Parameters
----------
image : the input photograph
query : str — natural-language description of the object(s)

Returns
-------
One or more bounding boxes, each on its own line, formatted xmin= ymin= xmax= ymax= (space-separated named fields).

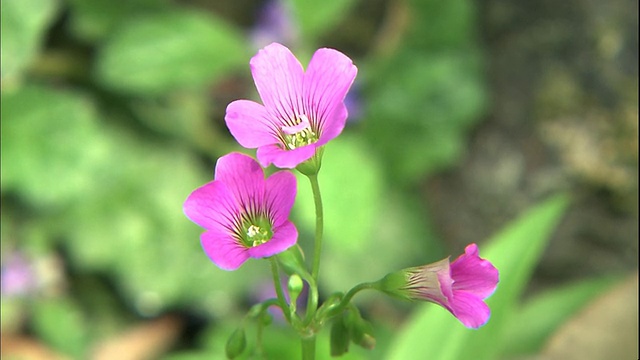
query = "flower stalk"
xmin=269 ymin=258 xmax=291 ymax=324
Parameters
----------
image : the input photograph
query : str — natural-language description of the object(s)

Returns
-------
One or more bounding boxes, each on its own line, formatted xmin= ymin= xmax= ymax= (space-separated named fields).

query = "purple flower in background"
xmin=344 ymin=81 xmax=363 ymax=124
xmin=379 ymin=243 xmax=499 ymax=328
xmin=251 ymin=0 xmax=299 ymax=50
xmin=183 ymin=153 xmax=298 ymax=270
xmin=1 ymin=252 xmax=36 ymax=296
xmin=225 ymin=43 xmax=358 ymax=169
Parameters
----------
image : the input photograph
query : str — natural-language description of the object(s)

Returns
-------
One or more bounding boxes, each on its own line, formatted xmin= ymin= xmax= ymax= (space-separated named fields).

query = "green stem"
xmin=313 ymin=282 xmax=376 ymax=323
xmin=301 ymin=271 xmax=319 ymax=326
xmin=303 ymin=174 xmax=323 ymax=326
xmin=308 ymin=174 xmax=324 ymax=283
xmin=340 ymin=282 xmax=377 ymax=307
xmin=301 ymin=336 xmax=316 ymax=360
xmin=269 ymin=258 xmax=291 ymax=323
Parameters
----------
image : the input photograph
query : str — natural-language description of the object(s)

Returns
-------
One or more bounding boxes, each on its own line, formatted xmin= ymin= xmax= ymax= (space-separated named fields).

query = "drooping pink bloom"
xmin=379 ymin=243 xmax=499 ymax=328
xmin=183 ymin=152 xmax=298 ymax=270
xmin=225 ymin=42 xmax=358 ymax=169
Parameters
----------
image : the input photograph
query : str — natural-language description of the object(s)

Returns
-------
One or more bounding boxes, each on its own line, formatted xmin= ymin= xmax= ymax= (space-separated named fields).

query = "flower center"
xmin=281 ymin=114 xmax=318 ymax=150
xmin=241 ymin=217 xmax=273 ymax=247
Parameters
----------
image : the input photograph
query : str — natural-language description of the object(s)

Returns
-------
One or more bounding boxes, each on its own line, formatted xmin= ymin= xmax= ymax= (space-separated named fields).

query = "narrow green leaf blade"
xmin=503 ymin=275 xmax=618 ymax=355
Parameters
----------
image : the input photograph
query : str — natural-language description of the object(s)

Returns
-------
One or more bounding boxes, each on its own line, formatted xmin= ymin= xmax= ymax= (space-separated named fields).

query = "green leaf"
xmin=61 ymin=136 xmax=252 ymax=314
xmin=364 ymin=52 xmax=486 ymax=184
xmin=405 ymin=0 xmax=478 ymax=49
xmin=1 ymin=0 xmax=59 ymax=80
xmin=386 ymin=194 xmax=571 ymax=360
xmin=67 ymin=0 xmax=170 ymax=43
xmin=95 ymin=10 xmax=246 ymax=95
xmin=503 ymin=275 xmax=618 ymax=356
xmin=1 ymin=85 xmax=109 ymax=207
xmin=287 ymin=0 xmax=357 ymax=41
xmin=31 ymin=297 xmax=88 ymax=358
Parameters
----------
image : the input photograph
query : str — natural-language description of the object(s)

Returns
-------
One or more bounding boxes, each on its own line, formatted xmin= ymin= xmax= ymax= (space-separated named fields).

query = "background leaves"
xmin=1 ymin=0 xmax=59 ymax=80
xmin=95 ymin=10 xmax=247 ymax=95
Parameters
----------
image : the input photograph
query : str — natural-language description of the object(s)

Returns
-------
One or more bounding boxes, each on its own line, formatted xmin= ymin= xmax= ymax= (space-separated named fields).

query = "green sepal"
xmin=276 ymin=245 xmax=307 ymax=276
xmin=377 ymin=270 xmax=412 ymax=301
xmin=225 ymin=327 xmax=247 ymax=359
xmin=330 ymin=315 xmax=351 ymax=356
xmin=296 ymin=147 xmax=324 ymax=176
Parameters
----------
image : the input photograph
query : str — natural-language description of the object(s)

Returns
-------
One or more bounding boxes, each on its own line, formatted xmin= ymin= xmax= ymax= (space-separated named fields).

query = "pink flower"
xmin=379 ymin=244 xmax=499 ymax=328
xmin=183 ymin=153 xmax=298 ymax=270
xmin=225 ymin=42 xmax=358 ymax=168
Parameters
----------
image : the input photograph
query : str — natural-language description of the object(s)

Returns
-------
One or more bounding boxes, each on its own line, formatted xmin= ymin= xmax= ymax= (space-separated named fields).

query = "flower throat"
xmin=281 ymin=114 xmax=318 ymax=150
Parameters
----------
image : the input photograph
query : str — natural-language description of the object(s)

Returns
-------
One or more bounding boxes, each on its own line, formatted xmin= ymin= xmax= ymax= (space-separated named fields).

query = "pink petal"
xmin=264 ymin=170 xmax=297 ymax=226
xmin=303 ymin=48 xmax=357 ymax=139
xmin=247 ymin=220 xmax=297 ymax=258
xmin=315 ymin=103 xmax=347 ymax=147
xmin=256 ymin=143 xmax=316 ymax=168
xmin=226 ymin=100 xmax=279 ymax=148
xmin=183 ymin=181 xmax=240 ymax=232
xmin=448 ymin=291 xmax=491 ymax=329
xmin=436 ymin=264 xmax=455 ymax=304
xmin=450 ymin=244 xmax=499 ymax=299
xmin=214 ymin=153 xmax=266 ymax=212
xmin=250 ymin=43 xmax=304 ymax=123
xmin=200 ymin=229 xmax=250 ymax=271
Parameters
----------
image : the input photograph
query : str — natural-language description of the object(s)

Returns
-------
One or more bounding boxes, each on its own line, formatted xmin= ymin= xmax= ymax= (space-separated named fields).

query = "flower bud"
xmin=346 ymin=310 xmax=376 ymax=350
xmin=330 ymin=315 xmax=350 ymax=356
xmin=287 ymin=274 xmax=304 ymax=306
xmin=225 ymin=328 xmax=246 ymax=359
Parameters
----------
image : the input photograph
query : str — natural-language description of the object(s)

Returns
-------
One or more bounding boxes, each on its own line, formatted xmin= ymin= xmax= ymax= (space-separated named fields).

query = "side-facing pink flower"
xmin=183 ymin=152 xmax=298 ymax=270
xmin=225 ymin=42 xmax=358 ymax=168
xmin=378 ymin=243 xmax=499 ymax=328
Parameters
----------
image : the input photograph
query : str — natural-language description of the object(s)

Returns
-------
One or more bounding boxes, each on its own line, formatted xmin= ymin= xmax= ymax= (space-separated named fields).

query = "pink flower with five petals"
xmin=183 ymin=153 xmax=298 ymax=270
xmin=225 ymin=42 xmax=358 ymax=168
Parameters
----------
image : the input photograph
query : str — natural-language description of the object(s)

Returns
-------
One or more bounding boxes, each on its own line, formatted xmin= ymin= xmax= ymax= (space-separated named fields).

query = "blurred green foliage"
xmin=0 ymin=0 xmax=617 ymax=359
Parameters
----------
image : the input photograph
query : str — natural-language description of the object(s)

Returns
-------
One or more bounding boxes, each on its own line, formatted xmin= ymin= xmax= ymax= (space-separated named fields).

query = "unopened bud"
xmin=330 ymin=315 xmax=350 ymax=356
xmin=287 ymin=274 xmax=304 ymax=306
xmin=346 ymin=311 xmax=376 ymax=350
xmin=225 ymin=328 xmax=246 ymax=359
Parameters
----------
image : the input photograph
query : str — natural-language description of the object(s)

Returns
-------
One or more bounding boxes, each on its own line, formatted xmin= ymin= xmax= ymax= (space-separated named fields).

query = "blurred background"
xmin=1 ymin=0 xmax=637 ymax=359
